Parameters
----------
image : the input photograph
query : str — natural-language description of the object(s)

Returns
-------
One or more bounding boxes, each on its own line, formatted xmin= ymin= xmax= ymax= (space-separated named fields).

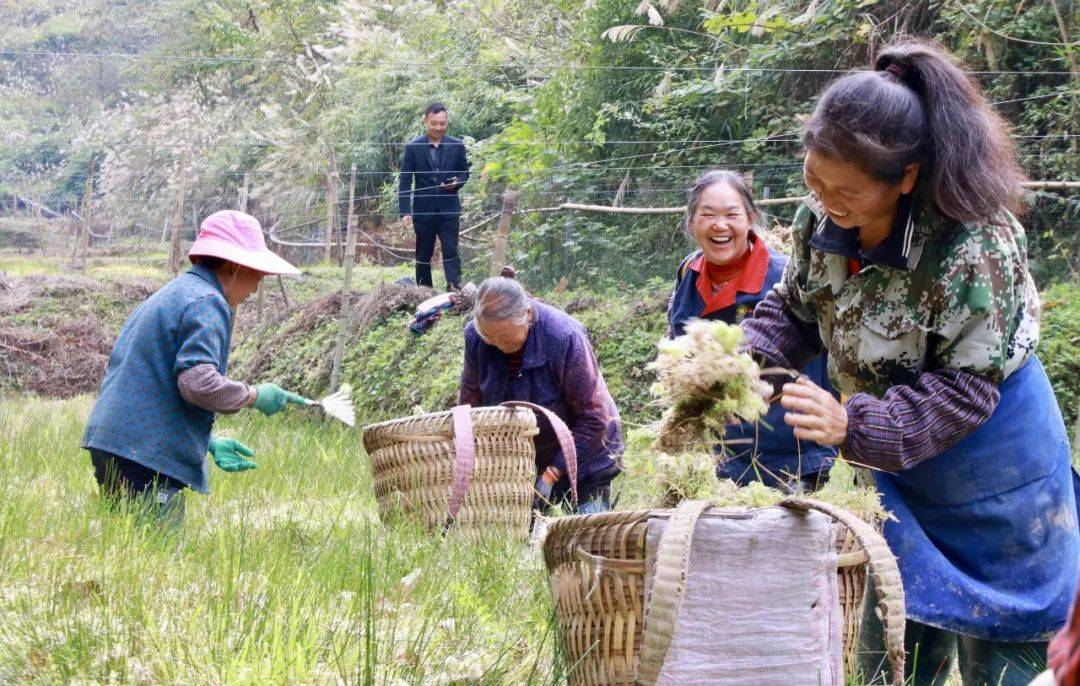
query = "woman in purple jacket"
xmin=459 ymin=277 xmax=623 ymax=514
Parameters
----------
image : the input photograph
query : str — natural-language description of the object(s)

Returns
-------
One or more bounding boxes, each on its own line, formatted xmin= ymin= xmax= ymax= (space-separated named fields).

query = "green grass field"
xmin=0 ymin=397 xmax=562 ymax=685
xmin=2 ymin=248 xmax=1068 ymax=684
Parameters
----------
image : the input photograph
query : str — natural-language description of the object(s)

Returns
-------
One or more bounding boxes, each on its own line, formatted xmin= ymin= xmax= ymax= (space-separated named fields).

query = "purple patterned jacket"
xmin=460 ymin=301 xmax=623 ymax=479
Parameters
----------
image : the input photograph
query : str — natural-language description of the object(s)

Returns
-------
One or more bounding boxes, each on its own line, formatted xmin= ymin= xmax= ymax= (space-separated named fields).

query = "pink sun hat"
xmin=188 ymin=210 xmax=299 ymax=276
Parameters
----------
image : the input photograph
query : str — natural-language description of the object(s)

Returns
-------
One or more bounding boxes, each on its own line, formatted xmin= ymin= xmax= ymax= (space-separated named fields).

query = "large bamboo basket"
xmin=542 ymin=498 xmax=906 ymax=685
xmin=363 ymin=402 xmax=579 ymax=536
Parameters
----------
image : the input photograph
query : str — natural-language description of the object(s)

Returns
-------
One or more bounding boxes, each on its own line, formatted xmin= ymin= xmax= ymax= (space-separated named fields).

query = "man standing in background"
xmin=398 ymin=102 xmax=470 ymax=290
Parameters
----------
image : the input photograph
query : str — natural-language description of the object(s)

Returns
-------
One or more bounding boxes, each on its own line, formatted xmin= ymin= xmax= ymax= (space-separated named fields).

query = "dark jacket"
xmin=459 ymin=301 xmax=622 ymax=481
xmin=668 ymin=245 xmax=838 ymax=487
xmin=397 ymin=134 xmax=470 ymax=218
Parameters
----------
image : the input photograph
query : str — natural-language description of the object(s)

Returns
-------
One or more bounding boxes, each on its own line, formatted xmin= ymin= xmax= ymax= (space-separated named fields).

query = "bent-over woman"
xmin=459 ymin=277 xmax=623 ymax=513
xmin=83 ymin=211 xmax=308 ymax=525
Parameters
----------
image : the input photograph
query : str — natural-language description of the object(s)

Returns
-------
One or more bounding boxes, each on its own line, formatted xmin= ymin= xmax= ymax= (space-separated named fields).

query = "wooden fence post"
xmin=239 ymin=170 xmax=250 ymax=213
xmin=330 ymin=165 xmax=359 ymax=392
xmin=33 ymin=202 xmax=45 ymax=255
xmin=490 ymin=189 xmax=517 ymax=277
xmin=324 ymin=150 xmax=338 ymax=264
xmin=169 ymin=153 xmax=188 ymax=275
xmin=71 ymin=157 xmax=94 ymax=270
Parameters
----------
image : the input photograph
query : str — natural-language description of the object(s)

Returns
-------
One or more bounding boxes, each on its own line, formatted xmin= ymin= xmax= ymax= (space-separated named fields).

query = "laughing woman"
xmin=667 ymin=169 xmax=838 ymax=491
xmin=740 ymin=38 xmax=1080 ymax=685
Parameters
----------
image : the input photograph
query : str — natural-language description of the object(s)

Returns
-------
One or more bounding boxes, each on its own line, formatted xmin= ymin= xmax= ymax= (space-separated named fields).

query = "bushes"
xmin=1040 ymin=282 xmax=1080 ymax=442
xmin=230 ymin=283 xmax=672 ymax=427
xmin=231 ymin=275 xmax=1080 ymax=446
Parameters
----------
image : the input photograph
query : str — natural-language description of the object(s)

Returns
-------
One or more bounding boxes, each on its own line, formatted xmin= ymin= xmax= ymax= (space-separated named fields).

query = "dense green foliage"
xmin=1041 ymin=281 xmax=1080 ymax=440
xmin=230 ymin=282 xmax=670 ymax=425
xmin=2 ymin=0 xmax=1077 ymax=288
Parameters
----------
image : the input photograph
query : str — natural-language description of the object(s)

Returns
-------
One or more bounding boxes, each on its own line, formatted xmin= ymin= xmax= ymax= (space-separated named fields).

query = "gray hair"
xmin=683 ymin=169 xmax=762 ymax=236
xmin=473 ymin=277 xmax=530 ymax=326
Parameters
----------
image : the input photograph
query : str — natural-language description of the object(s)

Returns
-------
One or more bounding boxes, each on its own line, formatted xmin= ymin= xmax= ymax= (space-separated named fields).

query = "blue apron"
xmin=874 ymin=357 xmax=1080 ymax=641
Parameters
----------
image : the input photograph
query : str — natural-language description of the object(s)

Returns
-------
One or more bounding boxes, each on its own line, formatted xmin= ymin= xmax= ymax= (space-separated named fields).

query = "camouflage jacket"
xmin=773 ymin=196 xmax=1040 ymax=397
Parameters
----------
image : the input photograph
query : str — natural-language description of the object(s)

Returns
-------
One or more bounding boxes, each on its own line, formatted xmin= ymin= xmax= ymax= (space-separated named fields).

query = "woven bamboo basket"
xmin=363 ymin=402 xmax=579 ymax=536
xmin=542 ymin=498 xmax=906 ymax=685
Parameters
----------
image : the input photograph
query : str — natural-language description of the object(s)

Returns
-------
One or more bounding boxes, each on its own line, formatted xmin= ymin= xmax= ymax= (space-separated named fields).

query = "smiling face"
xmin=689 ymin=181 xmax=754 ymax=266
xmin=802 ymin=149 xmax=919 ymax=235
xmin=424 ymin=110 xmax=448 ymax=142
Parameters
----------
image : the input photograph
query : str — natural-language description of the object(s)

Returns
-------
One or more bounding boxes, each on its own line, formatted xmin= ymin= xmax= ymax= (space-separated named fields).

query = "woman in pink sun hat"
xmin=82 ymin=210 xmax=306 ymax=526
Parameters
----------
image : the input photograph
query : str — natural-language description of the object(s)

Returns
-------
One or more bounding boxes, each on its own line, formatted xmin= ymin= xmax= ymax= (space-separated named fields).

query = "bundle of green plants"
xmin=648 ymin=319 xmax=771 ymax=452
xmin=622 ymin=428 xmax=888 ymax=521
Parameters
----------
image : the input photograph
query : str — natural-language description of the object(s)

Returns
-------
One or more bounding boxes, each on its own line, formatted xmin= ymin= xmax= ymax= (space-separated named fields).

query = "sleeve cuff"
xmin=841 ymin=393 xmax=904 ymax=471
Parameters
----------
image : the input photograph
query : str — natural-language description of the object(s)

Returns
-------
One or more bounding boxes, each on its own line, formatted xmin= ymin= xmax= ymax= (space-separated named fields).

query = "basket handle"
xmin=634 ymin=499 xmax=907 ymax=686
xmin=443 ymin=404 xmax=476 ymax=529
xmin=779 ymin=497 xmax=906 ymax=686
xmin=501 ymin=401 xmax=579 ymax=509
xmin=635 ymin=499 xmax=712 ymax=686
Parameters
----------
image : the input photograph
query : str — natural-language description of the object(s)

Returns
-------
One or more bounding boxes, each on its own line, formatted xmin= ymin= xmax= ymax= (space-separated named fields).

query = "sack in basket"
xmin=641 ymin=504 xmax=842 ymax=685
xmin=362 ymin=401 xmax=579 ymax=535
xmin=542 ymin=498 xmax=906 ymax=686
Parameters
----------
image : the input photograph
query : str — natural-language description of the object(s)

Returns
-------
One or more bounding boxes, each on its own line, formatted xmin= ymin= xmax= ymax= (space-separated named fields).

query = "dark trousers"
xmin=858 ymin=589 xmax=1049 ymax=685
xmin=414 ymin=213 xmax=461 ymax=289
xmin=89 ymin=449 xmax=186 ymax=527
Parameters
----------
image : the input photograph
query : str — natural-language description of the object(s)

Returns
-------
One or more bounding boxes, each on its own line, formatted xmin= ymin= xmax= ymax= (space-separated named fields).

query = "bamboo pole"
xmin=330 ymin=166 xmax=359 ymax=392
xmin=169 ymin=153 xmax=188 ymax=275
xmin=490 ymin=190 xmax=518 ymax=277
xmin=324 ymin=150 xmax=338 ymax=264
xmin=33 ymin=202 xmax=44 ymax=255
xmin=239 ymin=170 xmax=250 ymax=213
xmin=1023 ymin=181 xmax=1080 ymax=190
xmin=71 ymin=158 xmax=94 ymax=269
xmin=559 ymin=182 xmax=1078 ymax=216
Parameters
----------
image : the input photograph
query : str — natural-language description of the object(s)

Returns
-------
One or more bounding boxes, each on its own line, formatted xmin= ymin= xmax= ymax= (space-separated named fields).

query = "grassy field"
xmin=0 ymin=397 xmax=561 ymax=685
xmin=2 ymin=247 xmax=1072 ymax=684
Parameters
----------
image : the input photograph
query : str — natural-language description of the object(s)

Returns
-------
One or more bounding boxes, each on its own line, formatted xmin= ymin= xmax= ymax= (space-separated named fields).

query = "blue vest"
xmin=82 ymin=264 xmax=233 ymax=492
xmin=667 ymin=247 xmax=838 ymax=487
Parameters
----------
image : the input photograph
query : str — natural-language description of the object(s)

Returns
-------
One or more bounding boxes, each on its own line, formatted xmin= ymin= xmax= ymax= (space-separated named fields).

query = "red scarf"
xmin=693 ymin=239 xmax=769 ymax=316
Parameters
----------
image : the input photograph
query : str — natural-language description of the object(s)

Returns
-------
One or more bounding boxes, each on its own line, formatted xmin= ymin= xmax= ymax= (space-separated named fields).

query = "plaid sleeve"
xmin=177 ymin=364 xmax=251 ymax=414
xmin=842 ymin=369 xmax=1000 ymax=471
xmin=740 ymin=203 xmax=826 ymax=373
xmin=741 ymin=288 xmax=825 ymax=373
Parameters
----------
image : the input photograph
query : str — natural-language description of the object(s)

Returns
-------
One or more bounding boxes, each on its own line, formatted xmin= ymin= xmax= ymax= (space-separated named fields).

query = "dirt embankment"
xmin=0 ymin=274 xmax=157 ymax=397
xmin=0 ymin=271 xmax=433 ymax=399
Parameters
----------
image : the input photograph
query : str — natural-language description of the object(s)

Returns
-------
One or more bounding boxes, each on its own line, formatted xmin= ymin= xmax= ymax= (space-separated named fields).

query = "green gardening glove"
xmin=252 ymin=382 xmax=306 ymax=416
xmin=208 ymin=437 xmax=257 ymax=472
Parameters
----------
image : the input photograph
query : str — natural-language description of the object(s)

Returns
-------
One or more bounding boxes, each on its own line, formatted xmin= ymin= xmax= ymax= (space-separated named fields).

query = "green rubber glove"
xmin=252 ymin=383 xmax=306 ymax=416
xmin=208 ymin=437 xmax=257 ymax=472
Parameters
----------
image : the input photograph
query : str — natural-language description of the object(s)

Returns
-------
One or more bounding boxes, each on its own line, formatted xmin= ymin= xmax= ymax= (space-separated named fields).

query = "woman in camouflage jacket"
xmin=741 ymin=38 xmax=1080 ymax=685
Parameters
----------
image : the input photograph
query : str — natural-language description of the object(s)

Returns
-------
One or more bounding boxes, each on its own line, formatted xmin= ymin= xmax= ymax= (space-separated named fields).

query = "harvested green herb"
xmin=648 ymin=319 xmax=771 ymax=452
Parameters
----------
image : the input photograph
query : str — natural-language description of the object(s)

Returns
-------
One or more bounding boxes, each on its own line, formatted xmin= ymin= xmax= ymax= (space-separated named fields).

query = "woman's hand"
xmin=780 ymin=377 xmax=848 ymax=446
